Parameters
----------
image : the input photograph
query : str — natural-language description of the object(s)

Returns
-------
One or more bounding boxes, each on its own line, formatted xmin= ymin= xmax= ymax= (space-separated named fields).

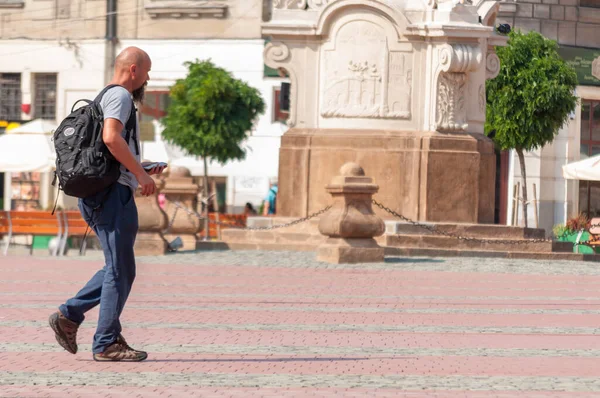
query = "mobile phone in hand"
xmin=143 ymin=162 xmax=168 ymax=171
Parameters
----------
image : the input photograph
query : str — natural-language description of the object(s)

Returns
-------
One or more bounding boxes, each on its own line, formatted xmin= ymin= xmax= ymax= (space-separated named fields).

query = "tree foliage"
xmin=485 ymin=30 xmax=578 ymax=227
xmin=486 ymin=30 xmax=578 ymax=151
xmin=162 ymin=59 xmax=266 ymax=163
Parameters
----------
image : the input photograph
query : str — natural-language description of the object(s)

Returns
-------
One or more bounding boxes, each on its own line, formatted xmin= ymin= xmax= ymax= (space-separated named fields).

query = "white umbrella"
xmin=0 ymin=134 xmax=56 ymax=172
xmin=6 ymin=119 xmax=57 ymax=135
xmin=562 ymin=155 xmax=600 ymax=181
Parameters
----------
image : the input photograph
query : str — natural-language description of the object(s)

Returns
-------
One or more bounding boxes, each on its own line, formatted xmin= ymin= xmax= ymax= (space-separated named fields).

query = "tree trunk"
xmin=516 ymin=149 xmax=529 ymax=228
xmin=203 ymin=156 xmax=209 ymax=241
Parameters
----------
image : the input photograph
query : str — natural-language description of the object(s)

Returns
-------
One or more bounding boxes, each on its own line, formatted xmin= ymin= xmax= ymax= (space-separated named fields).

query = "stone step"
xmin=384 ymin=246 xmax=600 ymax=263
xmin=384 ymin=221 xmax=546 ymax=239
xmin=221 ymin=229 xmax=326 ymax=247
xmin=245 ymin=216 xmax=321 ymax=234
xmin=383 ymin=234 xmax=554 ymax=253
xmin=245 ymin=217 xmax=548 ymax=240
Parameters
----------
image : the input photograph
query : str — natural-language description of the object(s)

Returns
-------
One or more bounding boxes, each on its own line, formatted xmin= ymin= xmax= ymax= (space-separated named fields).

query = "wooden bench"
xmin=0 ymin=210 xmax=63 ymax=256
xmin=208 ymin=213 xmax=247 ymax=239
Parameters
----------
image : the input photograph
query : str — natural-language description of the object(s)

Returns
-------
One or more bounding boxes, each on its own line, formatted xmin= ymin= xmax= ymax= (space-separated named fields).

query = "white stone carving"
xmin=321 ymin=20 xmax=412 ymax=119
xmin=273 ymin=0 xmax=307 ymax=9
xmin=436 ymin=72 xmax=468 ymax=132
xmin=486 ymin=52 xmax=500 ymax=80
xmin=439 ymin=43 xmax=482 ymax=74
xmin=592 ymin=56 xmax=600 ymax=81
xmin=434 ymin=44 xmax=483 ymax=132
xmin=264 ymin=42 xmax=297 ymax=127
xmin=307 ymin=0 xmax=329 ymax=9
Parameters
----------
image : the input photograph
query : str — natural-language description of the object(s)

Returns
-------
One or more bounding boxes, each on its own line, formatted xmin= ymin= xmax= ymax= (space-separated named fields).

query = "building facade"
xmin=0 ymin=0 xmax=286 ymax=213
xmin=495 ymin=0 xmax=600 ymax=232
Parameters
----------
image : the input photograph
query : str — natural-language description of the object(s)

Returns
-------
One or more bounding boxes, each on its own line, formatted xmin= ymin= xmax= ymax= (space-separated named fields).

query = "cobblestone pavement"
xmin=2 ymin=250 xmax=600 ymax=397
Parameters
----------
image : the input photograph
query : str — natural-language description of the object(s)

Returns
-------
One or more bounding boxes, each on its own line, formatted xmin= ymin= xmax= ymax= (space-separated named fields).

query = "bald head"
xmin=115 ymin=46 xmax=150 ymax=72
xmin=111 ymin=46 xmax=151 ymax=103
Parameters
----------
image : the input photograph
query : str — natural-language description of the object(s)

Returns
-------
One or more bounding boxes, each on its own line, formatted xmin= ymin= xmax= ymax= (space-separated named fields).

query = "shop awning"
xmin=0 ymin=133 xmax=56 ymax=172
xmin=562 ymin=155 xmax=600 ymax=181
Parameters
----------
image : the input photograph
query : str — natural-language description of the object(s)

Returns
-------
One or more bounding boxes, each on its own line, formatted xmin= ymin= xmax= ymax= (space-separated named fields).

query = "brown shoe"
xmin=48 ymin=311 xmax=79 ymax=354
xmin=93 ymin=335 xmax=148 ymax=362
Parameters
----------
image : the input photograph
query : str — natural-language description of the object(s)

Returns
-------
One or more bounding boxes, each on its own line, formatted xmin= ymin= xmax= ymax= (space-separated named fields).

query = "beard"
xmin=132 ymin=81 xmax=147 ymax=104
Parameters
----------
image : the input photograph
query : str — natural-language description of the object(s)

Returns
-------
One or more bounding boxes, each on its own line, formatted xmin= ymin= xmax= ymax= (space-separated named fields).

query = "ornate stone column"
xmin=161 ymin=167 xmax=202 ymax=250
xmin=134 ymin=176 xmax=169 ymax=256
xmin=318 ymin=162 xmax=385 ymax=263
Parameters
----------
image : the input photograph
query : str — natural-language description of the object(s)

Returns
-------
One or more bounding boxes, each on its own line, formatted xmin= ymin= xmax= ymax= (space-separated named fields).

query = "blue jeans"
xmin=59 ymin=183 xmax=138 ymax=354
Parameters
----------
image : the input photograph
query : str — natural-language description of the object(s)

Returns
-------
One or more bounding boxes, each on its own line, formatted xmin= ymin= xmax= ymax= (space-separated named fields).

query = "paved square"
xmin=1 ymin=250 xmax=600 ymax=397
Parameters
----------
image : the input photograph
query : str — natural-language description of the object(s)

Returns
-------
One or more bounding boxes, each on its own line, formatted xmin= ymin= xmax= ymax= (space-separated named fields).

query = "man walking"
xmin=48 ymin=46 xmax=164 ymax=362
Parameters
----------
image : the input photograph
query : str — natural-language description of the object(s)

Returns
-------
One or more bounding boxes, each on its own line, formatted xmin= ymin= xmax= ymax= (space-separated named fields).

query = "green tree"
xmin=162 ymin=59 xmax=265 ymax=235
xmin=486 ymin=30 xmax=578 ymax=227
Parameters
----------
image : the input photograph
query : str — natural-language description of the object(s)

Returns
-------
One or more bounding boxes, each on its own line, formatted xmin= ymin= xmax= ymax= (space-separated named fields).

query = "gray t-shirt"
xmin=99 ymin=86 xmax=140 ymax=191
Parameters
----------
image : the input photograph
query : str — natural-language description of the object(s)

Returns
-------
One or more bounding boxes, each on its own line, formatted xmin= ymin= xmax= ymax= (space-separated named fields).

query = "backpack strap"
xmin=93 ymin=84 xmax=122 ymax=103
xmin=123 ymin=102 xmax=139 ymax=156
xmin=98 ymin=84 xmax=140 ymax=156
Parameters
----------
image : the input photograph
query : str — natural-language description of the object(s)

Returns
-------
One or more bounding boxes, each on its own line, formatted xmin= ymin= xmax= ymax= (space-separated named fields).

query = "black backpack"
xmin=52 ymin=84 xmax=138 ymax=201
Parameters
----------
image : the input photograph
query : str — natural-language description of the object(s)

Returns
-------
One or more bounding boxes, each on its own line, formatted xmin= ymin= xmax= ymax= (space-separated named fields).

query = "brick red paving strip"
xmin=1 ymin=252 xmax=600 ymax=396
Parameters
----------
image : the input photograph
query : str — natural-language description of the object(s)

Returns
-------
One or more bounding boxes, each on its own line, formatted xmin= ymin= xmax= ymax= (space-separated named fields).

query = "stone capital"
xmin=438 ymin=43 xmax=483 ymax=74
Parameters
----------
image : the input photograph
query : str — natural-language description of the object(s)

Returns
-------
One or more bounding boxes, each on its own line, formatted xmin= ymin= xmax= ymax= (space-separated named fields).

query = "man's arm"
xmin=102 ymin=119 xmax=156 ymax=196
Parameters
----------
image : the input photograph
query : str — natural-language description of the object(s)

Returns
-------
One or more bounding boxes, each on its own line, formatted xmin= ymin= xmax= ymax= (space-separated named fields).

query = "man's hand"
xmin=136 ymin=171 xmax=156 ymax=196
xmin=141 ymin=161 xmax=167 ymax=176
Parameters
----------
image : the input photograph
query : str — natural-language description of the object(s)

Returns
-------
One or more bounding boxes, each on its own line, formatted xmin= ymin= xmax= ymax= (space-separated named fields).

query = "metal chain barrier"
xmin=167 ymin=199 xmax=332 ymax=231
xmin=161 ymin=197 xmax=599 ymax=247
xmin=372 ymin=199 xmax=558 ymax=245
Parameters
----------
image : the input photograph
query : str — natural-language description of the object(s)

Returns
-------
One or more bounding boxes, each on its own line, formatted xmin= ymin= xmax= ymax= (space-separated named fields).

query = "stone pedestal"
xmin=161 ymin=167 xmax=201 ymax=250
xmin=278 ymin=129 xmax=496 ymax=224
xmin=264 ymin=0 xmax=507 ymax=224
xmin=134 ymin=177 xmax=169 ymax=256
xmin=317 ymin=162 xmax=385 ymax=263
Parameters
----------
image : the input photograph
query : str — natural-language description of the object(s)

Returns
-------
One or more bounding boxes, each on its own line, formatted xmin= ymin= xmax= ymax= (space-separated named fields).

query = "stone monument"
xmin=318 ymin=162 xmax=386 ymax=263
xmin=264 ymin=0 xmax=506 ymax=224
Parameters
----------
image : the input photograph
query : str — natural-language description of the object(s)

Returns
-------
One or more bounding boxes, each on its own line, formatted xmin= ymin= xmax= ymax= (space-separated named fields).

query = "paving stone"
xmin=1 ymin=251 xmax=600 ymax=395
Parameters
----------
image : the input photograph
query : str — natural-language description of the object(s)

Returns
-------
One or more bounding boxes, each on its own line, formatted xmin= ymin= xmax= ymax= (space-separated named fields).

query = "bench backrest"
xmin=62 ymin=211 xmax=94 ymax=237
xmin=4 ymin=211 xmax=62 ymax=236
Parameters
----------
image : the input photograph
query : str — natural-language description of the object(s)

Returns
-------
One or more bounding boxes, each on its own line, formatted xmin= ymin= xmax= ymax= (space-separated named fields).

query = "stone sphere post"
xmin=161 ymin=166 xmax=202 ymax=250
xmin=317 ymin=162 xmax=386 ymax=264
xmin=134 ymin=176 xmax=169 ymax=256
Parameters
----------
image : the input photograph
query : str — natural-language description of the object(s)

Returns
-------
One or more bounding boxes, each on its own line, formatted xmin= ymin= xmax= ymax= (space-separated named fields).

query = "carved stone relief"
xmin=321 ymin=20 xmax=412 ymax=119
xmin=485 ymin=52 xmax=500 ymax=80
xmin=273 ymin=0 xmax=307 ymax=9
xmin=478 ymin=84 xmax=485 ymax=114
xmin=307 ymin=0 xmax=329 ymax=9
xmin=273 ymin=0 xmax=330 ymax=10
xmin=436 ymin=73 xmax=467 ymax=132
xmin=434 ymin=44 xmax=483 ymax=132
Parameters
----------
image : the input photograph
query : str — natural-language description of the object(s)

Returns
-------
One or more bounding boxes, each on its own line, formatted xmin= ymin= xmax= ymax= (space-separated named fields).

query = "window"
xmin=34 ymin=73 xmax=57 ymax=120
xmin=139 ymin=91 xmax=170 ymax=141
xmin=0 ymin=73 xmax=21 ymax=121
xmin=579 ymin=100 xmax=600 ymax=217
xmin=140 ymin=91 xmax=170 ymax=122
xmin=273 ymin=86 xmax=289 ymax=123
xmin=581 ymin=0 xmax=600 ymax=8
